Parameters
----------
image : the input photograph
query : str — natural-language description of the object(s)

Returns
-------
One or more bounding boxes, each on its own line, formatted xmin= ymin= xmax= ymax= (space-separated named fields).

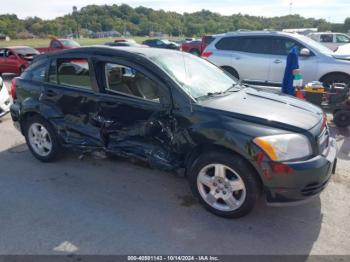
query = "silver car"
xmin=203 ymin=31 xmax=350 ymax=88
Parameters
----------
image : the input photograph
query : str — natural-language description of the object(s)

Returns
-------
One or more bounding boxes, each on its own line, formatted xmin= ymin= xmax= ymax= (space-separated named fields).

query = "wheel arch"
xmin=184 ymin=143 xmax=263 ymax=192
xmin=220 ymin=66 xmax=240 ymax=79
xmin=319 ymin=71 xmax=350 ymax=83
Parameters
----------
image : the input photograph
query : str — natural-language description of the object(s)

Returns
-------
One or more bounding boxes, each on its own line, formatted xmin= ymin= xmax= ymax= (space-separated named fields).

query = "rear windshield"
xmin=12 ymin=47 xmax=38 ymax=55
xmin=59 ymin=39 xmax=80 ymax=48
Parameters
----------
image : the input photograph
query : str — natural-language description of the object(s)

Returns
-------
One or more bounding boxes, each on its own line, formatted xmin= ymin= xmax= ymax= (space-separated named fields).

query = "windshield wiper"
xmin=224 ymin=84 xmax=243 ymax=93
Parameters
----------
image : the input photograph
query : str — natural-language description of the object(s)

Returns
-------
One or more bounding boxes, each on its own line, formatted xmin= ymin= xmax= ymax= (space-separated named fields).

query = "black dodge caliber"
xmin=10 ymin=46 xmax=337 ymax=218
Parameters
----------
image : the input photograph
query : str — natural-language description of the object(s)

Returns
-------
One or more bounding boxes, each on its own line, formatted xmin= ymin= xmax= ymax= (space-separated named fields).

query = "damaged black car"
xmin=10 ymin=46 xmax=337 ymax=218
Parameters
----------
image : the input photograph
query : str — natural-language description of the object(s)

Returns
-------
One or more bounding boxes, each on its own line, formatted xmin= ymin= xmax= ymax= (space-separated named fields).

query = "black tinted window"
xmin=215 ymin=37 xmax=241 ymax=51
xmin=203 ymin=36 xmax=215 ymax=45
xmin=55 ymin=59 xmax=92 ymax=90
xmin=271 ymin=37 xmax=305 ymax=55
xmin=52 ymin=41 xmax=61 ymax=49
xmin=216 ymin=36 xmax=273 ymax=54
xmin=239 ymin=37 xmax=273 ymax=54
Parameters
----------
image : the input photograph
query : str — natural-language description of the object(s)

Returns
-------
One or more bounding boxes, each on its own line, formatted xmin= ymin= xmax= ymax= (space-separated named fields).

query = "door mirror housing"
xmin=300 ymin=48 xmax=311 ymax=57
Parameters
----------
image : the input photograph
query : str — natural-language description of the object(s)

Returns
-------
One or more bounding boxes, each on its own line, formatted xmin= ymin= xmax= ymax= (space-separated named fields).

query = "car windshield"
xmin=12 ymin=47 xmax=38 ymax=55
xmin=295 ymin=34 xmax=334 ymax=54
xmin=60 ymin=39 xmax=80 ymax=47
xmin=149 ymin=52 xmax=238 ymax=100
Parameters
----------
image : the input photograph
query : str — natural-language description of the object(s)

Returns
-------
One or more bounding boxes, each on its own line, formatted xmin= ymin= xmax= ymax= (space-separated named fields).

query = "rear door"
xmin=214 ymin=36 xmax=273 ymax=83
xmin=268 ymin=36 xmax=318 ymax=85
xmin=43 ymin=56 xmax=104 ymax=147
xmin=91 ymin=57 xmax=177 ymax=168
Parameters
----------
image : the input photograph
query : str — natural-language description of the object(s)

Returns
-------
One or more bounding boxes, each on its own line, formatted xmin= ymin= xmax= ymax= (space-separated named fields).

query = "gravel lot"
xmin=0 ymin=75 xmax=349 ymax=255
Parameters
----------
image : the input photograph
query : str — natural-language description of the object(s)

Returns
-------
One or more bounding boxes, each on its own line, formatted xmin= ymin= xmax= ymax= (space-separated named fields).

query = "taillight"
xmin=10 ymin=78 xmax=16 ymax=100
xmin=201 ymin=51 xmax=212 ymax=58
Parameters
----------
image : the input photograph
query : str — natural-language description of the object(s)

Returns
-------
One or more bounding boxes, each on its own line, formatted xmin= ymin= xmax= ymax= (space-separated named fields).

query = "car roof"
xmin=215 ymin=30 xmax=299 ymax=38
xmin=36 ymin=45 xmax=183 ymax=61
xmin=5 ymin=46 xmax=34 ymax=49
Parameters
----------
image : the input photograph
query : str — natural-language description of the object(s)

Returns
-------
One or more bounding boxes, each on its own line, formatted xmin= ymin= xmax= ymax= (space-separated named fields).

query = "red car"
xmin=36 ymin=38 xmax=80 ymax=54
xmin=181 ymin=35 xmax=216 ymax=56
xmin=0 ymin=46 xmax=39 ymax=75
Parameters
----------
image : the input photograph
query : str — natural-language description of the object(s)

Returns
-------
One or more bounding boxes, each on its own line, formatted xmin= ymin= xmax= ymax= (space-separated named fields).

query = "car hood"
xmin=200 ymin=88 xmax=323 ymax=130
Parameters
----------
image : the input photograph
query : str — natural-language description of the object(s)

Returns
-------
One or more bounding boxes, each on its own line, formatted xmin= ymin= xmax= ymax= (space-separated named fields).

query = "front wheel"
xmin=188 ymin=151 xmax=260 ymax=218
xmin=24 ymin=115 xmax=62 ymax=162
xmin=333 ymin=110 xmax=350 ymax=128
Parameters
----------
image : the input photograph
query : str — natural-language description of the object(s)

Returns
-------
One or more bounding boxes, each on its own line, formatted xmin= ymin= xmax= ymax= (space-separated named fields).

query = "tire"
xmin=188 ymin=151 xmax=260 ymax=218
xmin=189 ymin=49 xmax=200 ymax=56
xmin=24 ymin=115 xmax=62 ymax=162
xmin=321 ymin=73 xmax=350 ymax=88
xmin=333 ymin=110 xmax=350 ymax=128
xmin=221 ymin=66 xmax=239 ymax=80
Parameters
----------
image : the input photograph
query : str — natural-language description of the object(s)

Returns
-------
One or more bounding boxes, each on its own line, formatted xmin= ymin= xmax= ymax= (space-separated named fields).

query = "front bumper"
xmin=262 ymin=137 xmax=337 ymax=205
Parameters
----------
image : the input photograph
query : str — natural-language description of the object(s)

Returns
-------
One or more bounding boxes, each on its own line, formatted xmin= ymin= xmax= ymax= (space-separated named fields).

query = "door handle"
xmin=274 ymin=59 xmax=282 ymax=64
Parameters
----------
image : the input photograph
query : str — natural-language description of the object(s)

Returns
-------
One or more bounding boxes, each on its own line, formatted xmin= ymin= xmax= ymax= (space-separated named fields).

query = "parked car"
xmin=334 ymin=43 xmax=350 ymax=56
xmin=104 ymin=42 xmax=147 ymax=48
xmin=0 ymin=76 xmax=11 ymax=117
xmin=10 ymin=46 xmax=337 ymax=218
xmin=0 ymin=46 xmax=39 ymax=75
xmin=36 ymin=38 xmax=80 ymax=54
xmin=308 ymin=32 xmax=350 ymax=51
xmin=203 ymin=31 xmax=350 ymax=88
xmin=113 ymin=38 xmax=137 ymax=44
xmin=142 ymin=39 xmax=179 ymax=50
xmin=181 ymin=35 xmax=216 ymax=56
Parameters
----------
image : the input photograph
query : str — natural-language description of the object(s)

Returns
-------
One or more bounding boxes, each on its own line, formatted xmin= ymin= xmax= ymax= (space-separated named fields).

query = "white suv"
xmin=308 ymin=32 xmax=350 ymax=51
xmin=203 ymin=31 xmax=350 ymax=88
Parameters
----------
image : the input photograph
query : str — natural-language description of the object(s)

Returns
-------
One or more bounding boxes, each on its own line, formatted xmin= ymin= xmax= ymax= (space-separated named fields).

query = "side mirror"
xmin=300 ymin=48 xmax=311 ymax=57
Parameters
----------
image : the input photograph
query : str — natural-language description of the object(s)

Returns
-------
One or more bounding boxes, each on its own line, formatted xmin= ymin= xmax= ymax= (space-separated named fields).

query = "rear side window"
xmin=21 ymin=59 xmax=48 ymax=82
xmin=51 ymin=59 xmax=92 ymax=90
xmin=216 ymin=36 xmax=274 ymax=54
xmin=239 ymin=37 xmax=273 ymax=54
xmin=215 ymin=37 xmax=241 ymax=51
xmin=320 ymin=34 xmax=333 ymax=43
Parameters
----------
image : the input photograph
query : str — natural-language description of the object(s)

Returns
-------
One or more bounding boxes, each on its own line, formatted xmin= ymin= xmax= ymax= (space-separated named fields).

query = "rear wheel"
xmin=321 ymin=73 xmax=350 ymax=88
xmin=24 ymin=115 xmax=61 ymax=162
xmin=333 ymin=110 xmax=350 ymax=128
xmin=188 ymin=151 xmax=260 ymax=218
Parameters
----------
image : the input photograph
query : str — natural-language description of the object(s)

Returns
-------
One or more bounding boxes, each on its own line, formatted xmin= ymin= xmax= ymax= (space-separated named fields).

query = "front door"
xmin=268 ymin=37 xmax=318 ymax=85
xmin=92 ymin=59 xmax=177 ymax=169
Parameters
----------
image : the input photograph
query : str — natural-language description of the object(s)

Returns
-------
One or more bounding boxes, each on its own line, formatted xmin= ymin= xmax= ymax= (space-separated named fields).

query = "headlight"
xmin=253 ymin=134 xmax=312 ymax=161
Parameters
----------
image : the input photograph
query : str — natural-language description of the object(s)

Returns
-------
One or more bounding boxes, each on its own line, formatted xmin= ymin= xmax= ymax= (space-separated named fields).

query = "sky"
xmin=0 ymin=0 xmax=349 ymax=23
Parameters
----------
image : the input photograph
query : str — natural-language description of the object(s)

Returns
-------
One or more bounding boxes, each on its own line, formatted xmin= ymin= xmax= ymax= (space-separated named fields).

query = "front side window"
xmin=336 ymin=34 xmax=350 ymax=43
xmin=104 ymin=63 xmax=161 ymax=103
xmin=272 ymin=38 xmax=305 ymax=55
xmin=54 ymin=59 xmax=92 ymax=90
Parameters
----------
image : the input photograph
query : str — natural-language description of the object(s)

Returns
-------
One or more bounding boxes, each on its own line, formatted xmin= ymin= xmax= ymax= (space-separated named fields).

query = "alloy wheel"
xmin=28 ymin=123 xmax=52 ymax=157
xmin=197 ymin=163 xmax=246 ymax=212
